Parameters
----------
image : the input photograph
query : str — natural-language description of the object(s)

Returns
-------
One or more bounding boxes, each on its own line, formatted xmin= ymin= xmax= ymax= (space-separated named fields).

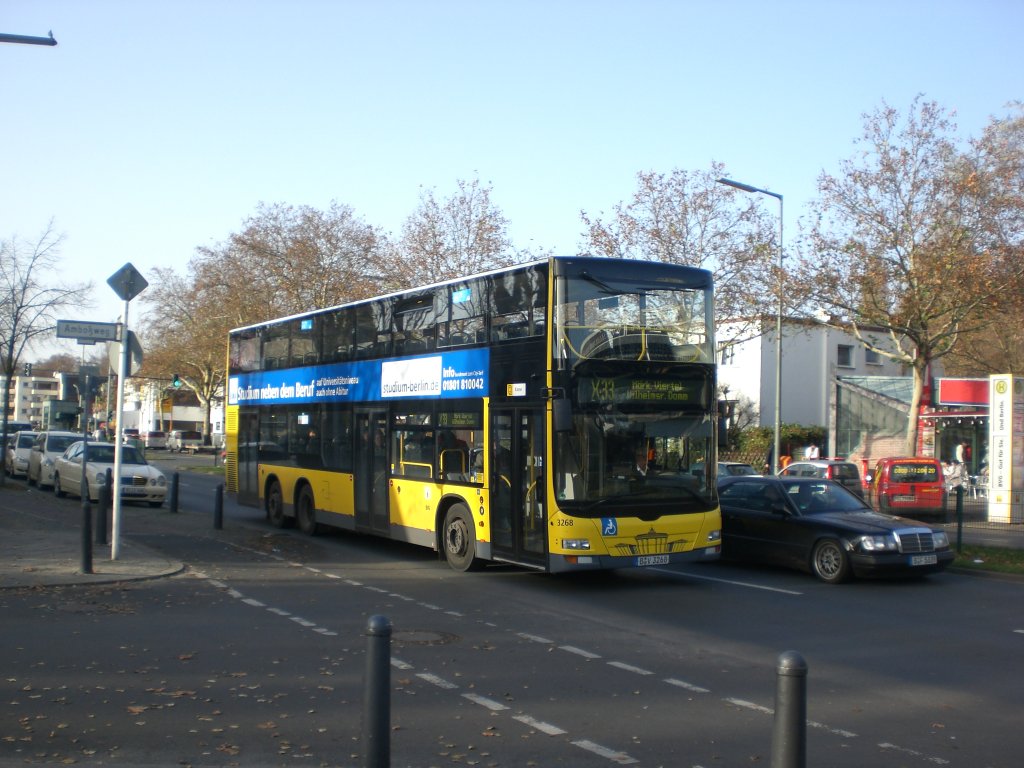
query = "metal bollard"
xmin=771 ymin=651 xmax=807 ymax=768
xmin=169 ymin=472 xmax=180 ymax=513
xmin=363 ymin=615 xmax=392 ymax=768
xmin=96 ymin=472 xmax=110 ymax=545
xmin=80 ymin=475 xmax=93 ymax=575
xmin=213 ymin=483 xmax=224 ymax=529
xmin=955 ymin=485 xmax=964 ymax=553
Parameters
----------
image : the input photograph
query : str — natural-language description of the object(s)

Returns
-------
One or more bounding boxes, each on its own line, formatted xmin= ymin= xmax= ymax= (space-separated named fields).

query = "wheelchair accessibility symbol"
xmin=601 ymin=518 xmax=617 ymax=536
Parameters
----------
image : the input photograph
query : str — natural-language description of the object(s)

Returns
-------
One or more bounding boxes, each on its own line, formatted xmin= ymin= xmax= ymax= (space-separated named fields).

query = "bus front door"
xmin=490 ymin=407 xmax=546 ymax=567
xmin=354 ymin=410 xmax=389 ymax=534
xmin=236 ymin=411 xmax=260 ymax=507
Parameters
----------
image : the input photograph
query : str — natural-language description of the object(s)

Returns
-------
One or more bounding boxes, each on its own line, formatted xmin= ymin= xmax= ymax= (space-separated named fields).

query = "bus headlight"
xmin=707 ymin=530 xmax=721 ymax=542
xmin=562 ymin=539 xmax=591 ymax=550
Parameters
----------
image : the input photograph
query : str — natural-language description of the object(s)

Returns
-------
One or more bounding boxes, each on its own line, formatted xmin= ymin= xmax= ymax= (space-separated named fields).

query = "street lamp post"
xmin=717 ymin=177 xmax=784 ymax=474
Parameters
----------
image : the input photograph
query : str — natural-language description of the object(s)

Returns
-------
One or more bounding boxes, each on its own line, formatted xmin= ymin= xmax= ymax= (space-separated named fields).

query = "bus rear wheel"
xmin=266 ymin=480 xmax=289 ymax=528
xmin=443 ymin=504 xmax=480 ymax=572
xmin=296 ymin=486 xmax=318 ymax=535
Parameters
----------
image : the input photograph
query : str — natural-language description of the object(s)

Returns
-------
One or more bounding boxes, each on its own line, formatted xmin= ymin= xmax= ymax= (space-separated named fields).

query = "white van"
xmin=167 ymin=430 xmax=203 ymax=453
xmin=142 ymin=430 xmax=168 ymax=449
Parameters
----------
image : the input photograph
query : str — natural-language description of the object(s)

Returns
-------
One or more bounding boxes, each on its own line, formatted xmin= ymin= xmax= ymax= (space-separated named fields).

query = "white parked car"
xmin=52 ymin=441 xmax=167 ymax=507
xmin=5 ymin=430 xmax=38 ymax=477
xmin=27 ymin=430 xmax=82 ymax=489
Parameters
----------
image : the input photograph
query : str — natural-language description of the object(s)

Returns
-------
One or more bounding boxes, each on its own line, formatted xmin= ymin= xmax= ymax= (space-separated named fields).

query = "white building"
xmin=717 ymin=317 xmax=919 ymax=453
xmin=1 ymin=374 xmax=63 ymax=428
xmin=120 ymin=379 xmax=224 ymax=444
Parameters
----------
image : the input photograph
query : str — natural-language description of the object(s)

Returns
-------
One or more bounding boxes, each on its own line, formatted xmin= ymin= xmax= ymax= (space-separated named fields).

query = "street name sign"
xmin=56 ymin=319 xmax=121 ymax=342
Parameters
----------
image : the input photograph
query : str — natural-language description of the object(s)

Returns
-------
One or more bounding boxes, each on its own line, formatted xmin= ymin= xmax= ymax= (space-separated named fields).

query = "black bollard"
xmin=363 ymin=615 xmax=392 ymax=768
xmin=169 ymin=472 xmax=180 ymax=513
xmin=213 ymin=482 xmax=224 ymax=529
xmin=771 ymin=651 xmax=807 ymax=768
xmin=96 ymin=472 xmax=110 ymax=545
xmin=80 ymin=474 xmax=93 ymax=575
xmin=955 ymin=485 xmax=964 ymax=553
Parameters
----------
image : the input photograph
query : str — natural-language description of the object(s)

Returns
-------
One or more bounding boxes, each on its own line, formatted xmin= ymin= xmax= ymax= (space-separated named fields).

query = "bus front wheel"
xmin=443 ymin=504 xmax=480 ymax=572
xmin=267 ymin=481 xmax=289 ymax=528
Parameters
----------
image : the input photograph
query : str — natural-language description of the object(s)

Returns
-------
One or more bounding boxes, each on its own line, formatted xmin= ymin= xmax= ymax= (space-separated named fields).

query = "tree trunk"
xmin=905 ymin=361 xmax=927 ymax=455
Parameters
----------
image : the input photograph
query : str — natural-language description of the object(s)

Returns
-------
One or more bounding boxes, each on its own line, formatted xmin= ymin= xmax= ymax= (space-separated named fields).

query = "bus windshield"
xmin=553 ymin=388 xmax=717 ymax=515
xmin=553 ymin=262 xmax=717 ymax=514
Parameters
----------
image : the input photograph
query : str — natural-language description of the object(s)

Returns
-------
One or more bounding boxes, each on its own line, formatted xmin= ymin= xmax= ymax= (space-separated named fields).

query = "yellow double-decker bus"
xmin=225 ymin=256 xmax=721 ymax=572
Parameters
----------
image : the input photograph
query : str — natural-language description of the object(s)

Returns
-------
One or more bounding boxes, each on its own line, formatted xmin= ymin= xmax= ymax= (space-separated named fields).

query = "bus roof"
xmin=228 ymin=255 xmax=713 ymax=335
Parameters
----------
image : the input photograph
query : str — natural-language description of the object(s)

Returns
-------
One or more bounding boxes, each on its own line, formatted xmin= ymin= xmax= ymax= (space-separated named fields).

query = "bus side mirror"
xmin=717 ymin=401 xmax=730 ymax=449
xmin=553 ymin=398 xmax=572 ymax=433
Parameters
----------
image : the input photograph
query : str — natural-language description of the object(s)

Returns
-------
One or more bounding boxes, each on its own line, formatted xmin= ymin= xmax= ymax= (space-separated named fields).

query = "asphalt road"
xmin=3 ymin=459 xmax=1023 ymax=767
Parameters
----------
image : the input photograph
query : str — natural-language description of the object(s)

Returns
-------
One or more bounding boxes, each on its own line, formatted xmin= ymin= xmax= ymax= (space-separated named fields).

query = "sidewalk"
xmin=0 ymin=481 xmax=184 ymax=589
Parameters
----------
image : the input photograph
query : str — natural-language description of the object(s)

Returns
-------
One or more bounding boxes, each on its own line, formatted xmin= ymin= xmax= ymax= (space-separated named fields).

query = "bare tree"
xmin=138 ymin=267 xmax=229 ymax=439
xmin=394 ymin=177 xmax=528 ymax=287
xmin=0 ymin=222 xmax=91 ymax=481
xmin=138 ymin=201 xmax=394 ymax=436
xmin=794 ymin=98 xmax=1024 ymax=453
xmin=579 ymin=163 xmax=781 ymax=343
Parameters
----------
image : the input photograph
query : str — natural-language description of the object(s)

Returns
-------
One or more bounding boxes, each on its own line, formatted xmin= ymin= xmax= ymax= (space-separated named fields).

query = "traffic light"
xmin=23 ymin=363 xmax=32 ymax=376
xmin=172 ymin=374 xmax=182 ymax=388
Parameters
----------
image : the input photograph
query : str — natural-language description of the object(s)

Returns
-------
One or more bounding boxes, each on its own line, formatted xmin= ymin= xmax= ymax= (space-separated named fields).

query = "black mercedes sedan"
xmin=718 ymin=475 xmax=953 ymax=583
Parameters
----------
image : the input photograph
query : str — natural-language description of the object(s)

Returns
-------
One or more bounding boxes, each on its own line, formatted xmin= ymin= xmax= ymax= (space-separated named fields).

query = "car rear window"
xmin=889 ymin=462 xmax=939 ymax=482
xmin=47 ymin=435 xmax=79 ymax=452
xmin=830 ymin=464 xmax=860 ymax=481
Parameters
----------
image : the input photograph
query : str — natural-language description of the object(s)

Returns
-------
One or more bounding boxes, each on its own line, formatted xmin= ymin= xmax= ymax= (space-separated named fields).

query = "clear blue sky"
xmin=3 ymin=1 xmax=1021 ymax=360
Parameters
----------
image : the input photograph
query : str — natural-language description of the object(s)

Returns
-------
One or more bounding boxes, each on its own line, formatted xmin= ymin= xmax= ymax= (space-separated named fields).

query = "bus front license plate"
xmin=637 ymin=555 xmax=669 ymax=566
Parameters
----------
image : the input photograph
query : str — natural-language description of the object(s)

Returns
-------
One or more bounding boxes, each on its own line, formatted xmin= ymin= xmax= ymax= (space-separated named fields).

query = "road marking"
xmin=571 ymin=739 xmax=639 ymax=764
xmin=656 ymin=568 xmax=803 ymax=595
xmin=726 ymin=697 xmax=772 ymax=715
xmin=418 ymin=672 xmax=459 ymax=690
xmin=607 ymin=660 xmax=653 ymax=675
xmin=241 ymin=598 xmax=265 ymax=607
xmin=561 ymin=645 xmax=602 ymax=659
xmin=726 ymin=698 xmax=858 ymax=738
xmin=513 ymin=714 xmax=567 ymax=735
xmin=879 ymin=743 xmax=951 ymax=764
xmin=462 ymin=693 xmax=509 ymax=711
xmin=664 ymin=677 xmax=710 ymax=693
xmin=518 ymin=632 xmax=554 ymax=644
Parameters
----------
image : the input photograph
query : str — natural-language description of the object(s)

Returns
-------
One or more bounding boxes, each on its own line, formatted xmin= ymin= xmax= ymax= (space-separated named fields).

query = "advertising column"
xmin=988 ymin=374 xmax=1024 ymax=523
